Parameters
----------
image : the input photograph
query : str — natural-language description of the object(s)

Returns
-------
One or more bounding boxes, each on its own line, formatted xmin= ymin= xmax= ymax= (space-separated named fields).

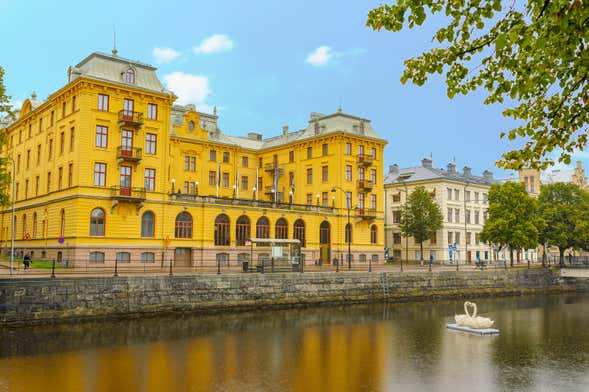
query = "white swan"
xmin=455 ymin=301 xmax=494 ymax=329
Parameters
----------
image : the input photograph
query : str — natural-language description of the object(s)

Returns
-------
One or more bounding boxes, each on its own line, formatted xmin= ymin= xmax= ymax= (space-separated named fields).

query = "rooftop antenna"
xmin=112 ymin=25 xmax=118 ymax=57
xmin=338 ymin=97 xmax=343 ymax=113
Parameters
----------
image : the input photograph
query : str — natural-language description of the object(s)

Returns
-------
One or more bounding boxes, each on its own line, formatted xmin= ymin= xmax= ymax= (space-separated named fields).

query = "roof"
xmin=385 ymin=163 xmax=497 ymax=187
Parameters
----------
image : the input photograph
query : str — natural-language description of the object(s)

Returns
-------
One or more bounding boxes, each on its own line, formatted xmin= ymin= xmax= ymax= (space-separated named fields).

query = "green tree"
xmin=480 ymin=182 xmax=540 ymax=266
xmin=0 ymin=65 xmax=13 ymax=207
xmin=367 ymin=1 xmax=589 ymax=170
xmin=400 ymin=186 xmax=443 ymax=262
xmin=537 ymin=183 xmax=589 ymax=264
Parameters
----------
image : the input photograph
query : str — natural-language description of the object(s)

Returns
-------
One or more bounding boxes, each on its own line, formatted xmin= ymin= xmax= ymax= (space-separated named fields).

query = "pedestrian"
xmin=333 ymin=257 xmax=338 ymax=267
xmin=23 ymin=253 xmax=31 ymax=270
xmin=429 ymin=254 xmax=433 ymax=270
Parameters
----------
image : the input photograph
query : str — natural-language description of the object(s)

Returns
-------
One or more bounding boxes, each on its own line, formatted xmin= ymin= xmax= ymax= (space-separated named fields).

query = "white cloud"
xmin=306 ymin=46 xmax=332 ymax=66
xmin=163 ymin=72 xmax=211 ymax=109
xmin=193 ymin=34 xmax=234 ymax=54
xmin=152 ymin=47 xmax=181 ymax=64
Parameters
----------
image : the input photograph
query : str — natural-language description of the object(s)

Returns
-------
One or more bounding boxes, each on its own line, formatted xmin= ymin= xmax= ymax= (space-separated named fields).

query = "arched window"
xmin=90 ymin=208 xmax=105 ymax=236
xmin=32 ymin=212 xmax=37 ymax=239
xmin=275 ymin=218 xmax=288 ymax=239
xmin=294 ymin=219 xmax=306 ymax=247
xmin=320 ymin=221 xmax=330 ymax=244
xmin=124 ymin=67 xmax=135 ymax=84
xmin=175 ymin=212 xmax=192 ymax=238
xmin=60 ymin=209 xmax=65 ymax=237
xmin=22 ymin=214 xmax=27 ymax=239
xmin=345 ymin=223 xmax=352 ymax=244
xmin=141 ymin=211 xmax=155 ymax=238
xmin=256 ymin=217 xmax=270 ymax=239
xmin=215 ymin=214 xmax=230 ymax=246
xmin=236 ymin=215 xmax=250 ymax=246
xmin=370 ymin=225 xmax=378 ymax=244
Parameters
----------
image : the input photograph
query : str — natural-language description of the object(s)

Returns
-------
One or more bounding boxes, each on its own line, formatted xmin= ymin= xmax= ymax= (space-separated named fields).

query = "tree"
xmin=480 ymin=182 xmax=540 ymax=266
xmin=537 ymin=183 xmax=589 ymax=264
xmin=367 ymin=1 xmax=589 ymax=170
xmin=0 ymin=65 xmax=13 ymax=207
xmin=399 ymin=186 xmax=443 ymax=262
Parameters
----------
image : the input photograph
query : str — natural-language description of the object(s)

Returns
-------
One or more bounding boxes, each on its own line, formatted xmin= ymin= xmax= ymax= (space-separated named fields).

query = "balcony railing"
xmin=357 ymin=179 xmax=374 ymax=191
xmin=357 ymin=208 xmax=377 ymax=220
xmin=118 ymin=110 xmax=144 ymax=127
xmin=111 ymin=186 xmax=146 ymax=202
xmin=357 ymin=154 xmax=374 ymax=166
xmin=116 ymin=146 xmax=142 ymax=162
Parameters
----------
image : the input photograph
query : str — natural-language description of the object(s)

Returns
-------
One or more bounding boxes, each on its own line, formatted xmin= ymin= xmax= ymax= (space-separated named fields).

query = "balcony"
xmin=110 ymin=186 xmax=146 ymax=203
xmin=118 ymin=110 xmax=144 ymax=128
xmin=116 ymin=146 xmax=142 ymax=163
xmin=357 ymin=154 xmax=374 ymax=166
xmin=356 ymin=208 xmax=377 ymax=220
xmin=357 ymin=179 xmax=374 ymax=192
xmin=264 ymin=162 xmax=278 ymax=172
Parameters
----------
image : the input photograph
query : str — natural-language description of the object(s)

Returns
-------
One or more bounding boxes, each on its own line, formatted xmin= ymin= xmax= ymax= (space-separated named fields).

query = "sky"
xmin=1 ymin=0 xmax=587 ymax=177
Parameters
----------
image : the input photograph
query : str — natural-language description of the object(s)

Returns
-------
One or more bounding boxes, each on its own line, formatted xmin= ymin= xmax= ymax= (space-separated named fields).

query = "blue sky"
xmin=1 ymin=0 xmax=587 ymax=177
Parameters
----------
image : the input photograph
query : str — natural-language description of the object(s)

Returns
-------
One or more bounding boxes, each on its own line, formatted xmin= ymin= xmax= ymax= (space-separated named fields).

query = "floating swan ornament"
xmin=455 ymin=301 xmax=494 ymax=329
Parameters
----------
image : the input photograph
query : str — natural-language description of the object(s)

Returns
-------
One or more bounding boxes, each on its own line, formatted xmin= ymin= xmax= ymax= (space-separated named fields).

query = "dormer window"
xmin=124 ymin=67 xmax=135 ymax=84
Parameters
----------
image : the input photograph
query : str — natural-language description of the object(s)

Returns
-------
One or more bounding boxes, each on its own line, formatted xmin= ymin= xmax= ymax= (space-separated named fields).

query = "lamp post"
xmin=289 ymin=190 xmax=293 ymax=205
xmin=331 ymin=187 xmax=351 ymax=271
xmin=316 ymin=193 xmax=320 ymax=206
xmin=252 ymin=187 xmax=257 ymax=201
xmin=232 ymin=184 xmax=237 ymax=199
xmin=171 ymin=178 xmax=176 ymax=193
xmin=5 ymin=157 xmax=15 ymax=275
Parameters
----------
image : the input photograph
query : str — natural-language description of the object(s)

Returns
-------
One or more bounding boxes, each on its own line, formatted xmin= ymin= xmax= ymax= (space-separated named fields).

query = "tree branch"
xmin=537 ymin=0 xmax=551 ymax=19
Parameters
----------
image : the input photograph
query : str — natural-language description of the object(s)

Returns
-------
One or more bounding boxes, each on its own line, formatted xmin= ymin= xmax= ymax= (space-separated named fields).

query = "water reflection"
xmin=1 ymin=294 xmax=588 ymax=391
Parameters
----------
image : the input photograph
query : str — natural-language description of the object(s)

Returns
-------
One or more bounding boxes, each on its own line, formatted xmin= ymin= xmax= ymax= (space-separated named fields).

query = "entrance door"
xmin=319 ymin=221 xmax=331 ymax=264
xmin=121 ymin=130 xmax=133 ymax=156
xmin=467 ymin=251 xmax=472 ymax=264
xmin=120 ymin=166 xmax=131 ymax=195
xmin=123 ymin=98 xmax=134 ymax=119
xmin=174 ymin=248 xmax=192 ymax=267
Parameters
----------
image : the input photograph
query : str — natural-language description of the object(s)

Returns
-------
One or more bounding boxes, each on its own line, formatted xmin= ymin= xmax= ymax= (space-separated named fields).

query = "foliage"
xmin=537 ymin=183 xmax=589 ymax=263
xmin=367 ymin=1 xmax=589 ymax=170
xmin=0 ymin=65 xmax=13 ymax=207
xmin=399 ymin=186 xmax=443 ymax=260
xmin=480 ymin=182 xmax=540 ymax=266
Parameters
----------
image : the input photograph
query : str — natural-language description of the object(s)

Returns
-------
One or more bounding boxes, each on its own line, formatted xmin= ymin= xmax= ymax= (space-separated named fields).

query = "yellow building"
xmin=0 ymin=51 xmax=386 ymax=267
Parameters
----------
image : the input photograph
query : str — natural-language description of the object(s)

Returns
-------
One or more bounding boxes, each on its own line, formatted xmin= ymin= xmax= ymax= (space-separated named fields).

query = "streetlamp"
xmin=171 ymin=178 xmax=176 ymax=193
xmin=4 ymin=157 xmax=15 ymax=275
xmin=331 ymin=187 xmax=351 ymax=271
xmin=289 ymin=190 xmax=293 ymax=205
xmin=316 ymin=193 xmax=320 ymax=206
xmin=232 ymin=184 xmax=237 ymax=199
xmin=252 ymin=187 xmax=257 ymax=201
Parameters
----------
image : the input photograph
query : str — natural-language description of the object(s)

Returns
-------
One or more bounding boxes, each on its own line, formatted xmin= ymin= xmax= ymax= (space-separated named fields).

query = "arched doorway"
xmin=319 ymin=221 xmax=331 ymax=264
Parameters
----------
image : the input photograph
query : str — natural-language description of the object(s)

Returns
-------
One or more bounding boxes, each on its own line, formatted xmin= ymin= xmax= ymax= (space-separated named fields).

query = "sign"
xmin=245 ymin=240 xmax=252 ymax=246
xmin=57 ymin=237 xmax=65 ymax=244
xmin=272 ymin=246 xmax=282 ymax=258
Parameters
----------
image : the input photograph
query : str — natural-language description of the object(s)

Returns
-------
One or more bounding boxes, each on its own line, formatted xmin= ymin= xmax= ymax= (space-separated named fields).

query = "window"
xmin=474 ymin=192 xmax=479 ymax=203
xmin=455 ymin=231 xmax=461 ymax=245
xmin=358 ymin=193 xmax=365 ymax=210
xmin=392 ymin=193 xmax=401 ymax=202
xmin=16 ymin=154 xmax=20 ymax=173
xmin=371 ymin=148 xmax=377 ymax=159
xmin=72 ymin=96 xmax=76 ymax=112
xmin=530 ymin=177 xmax=535 ymax=193
xmin=141 ymin=252 xmax=155 ymax=263
xmin=359 ymin=167 xmax=365 ymax=181
xmin=447 ymin=208 xmax=452 ymax=223
xmin=26 ymin=150 xmax=30 ymax=169
xmin=307 ymin=168 xmax=312 ymax=184
xmin=215 ymin=214 xmax=230 ymax=245
xmin=144 ymin=168 xmax=155 ymax=191
xmin=448 ymin=231 xmax=453 ymax=244
xmin=371 ymin=169 xmax=377 ymax=185
xmin=70 ymin=127 xmax=75 ymax=152
xmin=322 ymin=166 xmax=328 ymax=182
xmin=124 ymin=68 xmax=135 ymax=84
xmin=430 ymin=232 xmax=437 ymax=244
xmin=322 ymin=192 xmax=328 ymax=207
xmin=39 ymin=118 xmax=43 ymax=132
xmin=95 ymin=126 xmax=108 ymax=148
xmin=184 ymin=156 xmax=190 ymax=171
xmin=466 ymin=209 xmax=471 ymax=224
xmin=116 ymin=252 xmax=131 ymax=263
xmin=223 ymin=152 xmax=230 ymax=163
xmin=90 ymin=208 xmax=105 ymax=236
xmin=175 ymin=212 xmax=193 ymax=238
xmin=393 ymin=210 xmax=401 ymax=224
xmin=371 ymin=194 xmax=377 ymax=210
xmin=454 ymin=189 xmax=459 ymax=200
xmin=306 ymin=193 xmax=312 ymax=205
xmin=345 ymin=165 xmax=352 ymax=181
xmin=275 ymin=218 xmax=288 ymax=239
xmin=294 ymin=219 xmax=306 ymax=247
xmin=466 ymin=232 xmax=471 ymax=245
xmin=210 ymin=150 xmax=216 ymax=161
xmin=345 ymin=223 xmax=352 ymax=243
xmin=447 ymin=188 xmax=452 ymax=200
xmin=346 ymin=192 xmax=352 ymax=209
xmin=58 ymin=167 xmax=63 ymax=190
xmin=307 ymin=147 xmax=312 ymax=159
xmin=289 ymin=151 xmax=294 ymax=162
xmin=33 ymin=213 xmax=37 ymax=238
xmin=183 ymin=181 xmax=189 ymax=194
xmin=322 ymin=144 xmax=328 ymax=156
xmin=358 ymin=145 xmax=365 ymax=157
xmin=50 ymin=111 xmax=54 ymax=126
xmin=147 ymin=103 xmax=157 ymax=120
xmin=483 ymin=193 xmax=488 ymax=203
xmin=393 ymin=233 xmax=402 ymax=244
xmin=94 ymin=163 xmax=106 ymax=186
xmin=241 ymin=176 xmax=248 ymax=191
xmin=209 ymin=171 xmax=216 ymax=186
xmin=68 ymin=164 xmax=73 ymax=187
xmin=37 ymin=144 xmax=41 ymax=165
xmin=465 ymin=191 xmax=471 ymax=202
xmin=256 ymin=217 xmax=270 ymax=239
xmin=236 ymin=215 xmax=250 ymax=246
xmin=345 ymin=143 xmax=352 ymax=155
xmin=475 ymin=232 xmax=480 ymax=245
xmin=24 ymin=180 xmax=29 ymax=199
xmin=474 ymin=210 xmax=480 ymax=225
xmin=47 ymin=172 xmax=51 ymax=193
xmin=60 ymin=132 xmax=65 ymax=155
xmin=35 ymin=176 xmax=39 ymax=196
xmin=370 ymin=225 xmax=377 ymax=244
xmin=242 ymin=156 xmax=249 ymax=167
xmin=89 ymin=252 xmax=105 ymax=263
xmin=146 ymin=133 xmax=157 ymax=154
xmin=98 ymin=94 xmax=109 ymax=111
xmin=455 ymin=209 xmax=460 ymax=223
xmin=48 ymin=139 xmax=53 ymax=160
xmin=62 ymin=101 xmax=66 ymax=118
xmin=222 ymin=172 xmax=229 ymax=187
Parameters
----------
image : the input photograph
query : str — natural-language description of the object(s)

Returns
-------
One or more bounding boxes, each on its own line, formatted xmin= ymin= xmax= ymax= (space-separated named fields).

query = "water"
xmin=1 ymin=294 xmax=588 ymax=391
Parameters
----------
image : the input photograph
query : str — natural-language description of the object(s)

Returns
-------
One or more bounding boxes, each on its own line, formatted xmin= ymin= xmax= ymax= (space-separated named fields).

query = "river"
xmin=1 ymin=294 xmax=588 ymax=391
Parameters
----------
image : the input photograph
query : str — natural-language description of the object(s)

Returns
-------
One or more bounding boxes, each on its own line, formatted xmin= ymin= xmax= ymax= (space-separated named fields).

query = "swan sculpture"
xmin=455 ymin=301 xmax=494 ymax=329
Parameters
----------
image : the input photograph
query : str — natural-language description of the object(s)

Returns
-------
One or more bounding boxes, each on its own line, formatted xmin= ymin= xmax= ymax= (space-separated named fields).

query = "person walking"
xmin=23 ymin=253 xmax=31 ymax=270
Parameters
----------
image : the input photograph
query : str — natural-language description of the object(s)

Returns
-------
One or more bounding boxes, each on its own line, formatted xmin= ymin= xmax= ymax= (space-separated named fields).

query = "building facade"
xmin=0 ymin=51 xmax=386 ymax=267
xmin=383 ymin=158 xmax=525 ymax=264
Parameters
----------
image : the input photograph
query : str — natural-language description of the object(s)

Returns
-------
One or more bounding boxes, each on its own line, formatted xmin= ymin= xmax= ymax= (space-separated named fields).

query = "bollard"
xmin=169 ymin=258 xmax=173 ymax=276
xmin=51 ymin=258 xmax=56 ymax=279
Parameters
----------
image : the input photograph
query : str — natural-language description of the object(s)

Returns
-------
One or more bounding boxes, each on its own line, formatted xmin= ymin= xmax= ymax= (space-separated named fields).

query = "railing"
xmin=171 ymin=194 xmax=335 ymax=213
xmin=357 ymin=154 xmax=374 ymax=165
xmin=357 ymin=180 xmax=374 ymax=190
xmin=116 ymin=146 xmax=142 ymax=161
xmin=118 ymin=110 xmax=144 ymax=126
xmin=111 ymin=186 xmax=146 ymax=201
xmin=357 ymin=208 xmax=377 ymax=219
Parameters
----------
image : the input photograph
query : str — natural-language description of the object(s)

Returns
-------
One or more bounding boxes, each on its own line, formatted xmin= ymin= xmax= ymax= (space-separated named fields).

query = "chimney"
xmin=389 ymin=164 xmax=399 ymax=174
xmin=447 ymin=163 xmax=456 ymax=174
xmin=421 ymin=158 xmax=433 ymax=169
xmin=463 ymin=166 xmax=472 ymax=177
xmin=483 ymin=170 xmax=494 ymax=181
xmin=247 ymin=132 xmax=262 ymax=141
xmin=282 ymin=125 xmax=289 ymax=136
xmin=576 ymin=161 xmax=583 ymax=169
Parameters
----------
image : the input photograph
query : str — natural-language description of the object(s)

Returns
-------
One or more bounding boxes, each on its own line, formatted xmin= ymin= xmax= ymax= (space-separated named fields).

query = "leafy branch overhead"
xmin=367 ymin=0 xmax=589 ymax=170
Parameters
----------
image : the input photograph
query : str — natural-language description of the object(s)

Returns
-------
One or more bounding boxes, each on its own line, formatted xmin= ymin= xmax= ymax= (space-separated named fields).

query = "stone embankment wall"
xmin=1 ymin=269 xmax=586 ymax=326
